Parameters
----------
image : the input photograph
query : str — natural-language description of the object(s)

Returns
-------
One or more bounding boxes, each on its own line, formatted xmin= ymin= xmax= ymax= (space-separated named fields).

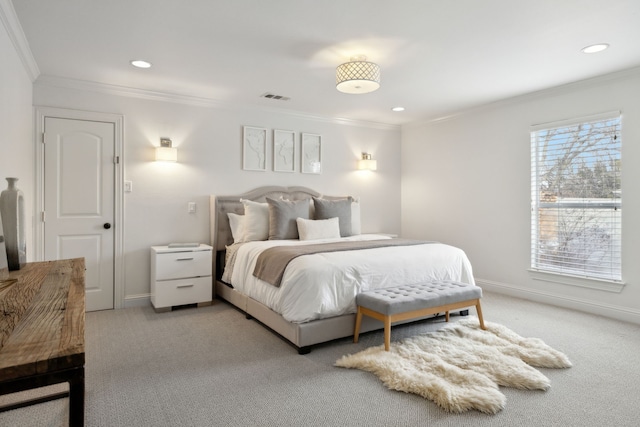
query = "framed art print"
xmin=242 ymin=126 xmax=267 ymax=171
xmin=273 ymin=129 xmax=295 ymax=172
xmin=301 ymin=133 xmax=321 ymax=174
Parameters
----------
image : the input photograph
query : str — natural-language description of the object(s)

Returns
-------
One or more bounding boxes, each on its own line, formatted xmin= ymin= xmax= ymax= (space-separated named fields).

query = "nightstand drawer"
xmin=154 ymin=250 xmax=212 ymax=280
xmin=152 ymin=276 xmax=211 ymax=308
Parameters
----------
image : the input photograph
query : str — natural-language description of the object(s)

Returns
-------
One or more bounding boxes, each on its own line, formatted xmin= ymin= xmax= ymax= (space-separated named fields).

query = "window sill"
xmin=527 ymin=269 xmax=625 ymax=293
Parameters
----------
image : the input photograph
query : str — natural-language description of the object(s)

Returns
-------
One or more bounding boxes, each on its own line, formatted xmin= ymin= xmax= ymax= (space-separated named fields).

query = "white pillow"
xmin=351 ymin=198 xmax=361 ymax=235
xmin=241 ymin=199 xmax=269 ymax=241
xmin=227 ymin=212 xmax=245 ymax=243
xmin=296 ymin=217 xmax=341 ymax=241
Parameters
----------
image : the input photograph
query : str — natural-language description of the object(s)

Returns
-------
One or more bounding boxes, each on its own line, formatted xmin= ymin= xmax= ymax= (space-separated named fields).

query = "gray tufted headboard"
xmin=211 ymin=186 xmax=329 ymax=250
xmin=209 ymin=186 xmax=346 ymax=279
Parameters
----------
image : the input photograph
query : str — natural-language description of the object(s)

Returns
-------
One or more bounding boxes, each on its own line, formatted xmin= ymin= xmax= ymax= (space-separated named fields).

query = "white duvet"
xmin=227 ymin=234 xmax=475 ymax=324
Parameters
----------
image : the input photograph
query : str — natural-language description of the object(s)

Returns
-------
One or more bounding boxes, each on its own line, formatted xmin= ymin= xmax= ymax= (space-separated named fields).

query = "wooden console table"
xmin=0 ymin=258 xmax=85 ymax=427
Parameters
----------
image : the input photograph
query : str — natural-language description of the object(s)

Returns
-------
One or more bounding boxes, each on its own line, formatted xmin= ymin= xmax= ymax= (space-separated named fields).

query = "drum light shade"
xmin=336 ymin=56 xmax=380 ymax=94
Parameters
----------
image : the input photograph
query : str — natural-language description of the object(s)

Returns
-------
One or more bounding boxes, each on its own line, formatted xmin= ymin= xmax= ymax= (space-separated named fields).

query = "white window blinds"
xmin=530 ymin=112 xmax=621 ymax=281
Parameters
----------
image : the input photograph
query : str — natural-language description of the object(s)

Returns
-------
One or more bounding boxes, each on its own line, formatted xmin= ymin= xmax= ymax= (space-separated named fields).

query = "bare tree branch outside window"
xmin=531 ymin=115 xmax=621 ymax=281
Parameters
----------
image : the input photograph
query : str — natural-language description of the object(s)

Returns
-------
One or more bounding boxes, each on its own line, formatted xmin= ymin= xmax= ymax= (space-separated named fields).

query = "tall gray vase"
xmin=0 ymin=177 xmax=26 ymax=270
xmin=0 ymin=209 xmax=8 ymax=278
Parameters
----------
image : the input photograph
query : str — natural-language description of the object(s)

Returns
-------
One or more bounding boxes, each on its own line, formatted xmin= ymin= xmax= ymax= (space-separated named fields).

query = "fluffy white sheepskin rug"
xmin=335 ymin=318 xmax=572 ymax=414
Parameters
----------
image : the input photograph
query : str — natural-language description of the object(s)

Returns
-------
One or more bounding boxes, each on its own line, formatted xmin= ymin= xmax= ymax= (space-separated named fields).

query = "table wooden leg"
xmin=68 ymin=367 xmax=85 ymax=427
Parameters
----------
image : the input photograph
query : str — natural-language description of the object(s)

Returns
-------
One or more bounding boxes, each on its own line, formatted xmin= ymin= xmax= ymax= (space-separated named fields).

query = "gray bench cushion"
xmin=356 ymin=281 xmax=482 ymax=315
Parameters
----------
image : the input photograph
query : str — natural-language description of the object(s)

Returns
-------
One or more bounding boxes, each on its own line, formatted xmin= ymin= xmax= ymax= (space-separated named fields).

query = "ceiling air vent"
xmin=260 ymin=92 xmax=291 ymax=101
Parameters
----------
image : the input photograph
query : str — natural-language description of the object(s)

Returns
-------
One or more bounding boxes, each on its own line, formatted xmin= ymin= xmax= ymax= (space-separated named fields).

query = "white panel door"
xmin=44 ymin=117 xmax=115 ymax=311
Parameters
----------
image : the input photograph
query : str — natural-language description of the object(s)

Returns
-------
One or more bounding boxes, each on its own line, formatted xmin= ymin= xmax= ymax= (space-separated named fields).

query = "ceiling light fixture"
xmin=336 ymin=55 xmax=380 ymax=94
xmin=581 ymin=44 xmax=609 ymax=54
xmin=130 ymin=60 xmax=152 ymax=68
xmin=391 ymin=107 xmax=405 ymax=112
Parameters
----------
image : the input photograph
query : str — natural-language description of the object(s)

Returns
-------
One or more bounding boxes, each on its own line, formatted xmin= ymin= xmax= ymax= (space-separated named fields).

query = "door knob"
xmin=103 ymin=223 xmax=111 ymax=229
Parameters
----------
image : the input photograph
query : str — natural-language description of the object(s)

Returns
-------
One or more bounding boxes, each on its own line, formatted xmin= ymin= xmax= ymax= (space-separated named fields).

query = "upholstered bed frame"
xmin=209 ymin=186 xmax=431 ymax=354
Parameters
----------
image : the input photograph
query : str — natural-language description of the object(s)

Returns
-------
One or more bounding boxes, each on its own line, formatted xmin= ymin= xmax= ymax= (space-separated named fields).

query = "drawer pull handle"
xmin=176 ymin=258 xmax=194 ymax=261
xmin=177 ymin=284 xmax=195 ymax=289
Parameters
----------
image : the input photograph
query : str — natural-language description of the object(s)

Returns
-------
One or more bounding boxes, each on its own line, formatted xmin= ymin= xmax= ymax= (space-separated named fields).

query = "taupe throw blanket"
xmin=253 ymin=239 xmax=432 ymax=287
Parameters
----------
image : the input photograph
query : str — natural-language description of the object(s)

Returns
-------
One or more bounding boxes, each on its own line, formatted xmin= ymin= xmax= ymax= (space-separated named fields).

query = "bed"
xmin=210 ymin=186 xmax=475 ymax=353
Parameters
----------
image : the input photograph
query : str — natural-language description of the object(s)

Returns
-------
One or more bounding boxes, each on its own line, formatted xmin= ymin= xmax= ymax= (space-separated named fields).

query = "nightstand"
xmin=150 ymin=244 xmax=213 ymax=312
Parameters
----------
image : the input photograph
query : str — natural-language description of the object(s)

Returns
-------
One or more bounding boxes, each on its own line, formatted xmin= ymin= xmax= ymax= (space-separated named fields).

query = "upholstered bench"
xmin=354 ymin=281 xmax=485 ymax=350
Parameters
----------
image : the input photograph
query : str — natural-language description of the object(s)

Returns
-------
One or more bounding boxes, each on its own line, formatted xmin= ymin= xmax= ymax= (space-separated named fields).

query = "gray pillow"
xmin=266 ymin=197 xmax=310 ymax=240
xmin=312 ymin=197 xmax=353 ymax=237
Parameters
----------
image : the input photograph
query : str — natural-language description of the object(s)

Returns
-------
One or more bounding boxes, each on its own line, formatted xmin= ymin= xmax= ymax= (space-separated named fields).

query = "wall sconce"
xmin=357 ymin=153 xmax=377 ymax=171
xmin=155 ymin=138 xmax=178 ymax=162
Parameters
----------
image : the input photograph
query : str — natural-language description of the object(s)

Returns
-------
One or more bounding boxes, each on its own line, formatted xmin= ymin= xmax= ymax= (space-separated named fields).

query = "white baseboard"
xmin=476 ymin=278 xmax=640 ymax=325
xmin=122 ymin=282 xmax=640 ymax=325
xmin=123 ymin=294 xmax=151 ymax=308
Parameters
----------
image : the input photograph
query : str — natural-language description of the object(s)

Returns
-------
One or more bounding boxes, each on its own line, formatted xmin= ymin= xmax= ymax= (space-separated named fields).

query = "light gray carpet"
xmin=1 ymin=291 xmax=639 ymax=426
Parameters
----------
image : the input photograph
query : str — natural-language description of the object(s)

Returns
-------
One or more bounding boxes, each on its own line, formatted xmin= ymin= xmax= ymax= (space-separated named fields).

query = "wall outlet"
xmin=188 ymin=202 xmax=196 ymax=213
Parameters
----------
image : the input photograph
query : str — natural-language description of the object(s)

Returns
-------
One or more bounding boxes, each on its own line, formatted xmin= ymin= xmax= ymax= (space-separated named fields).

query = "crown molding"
xmin=34 ymin=74 xmax=400 ymax=131
xmin=35 ymin=74 xmax=229 ymax=107
xmin=0 ymin=0 xmax=39 ymax=81
xmin=403 ymin=65 xmax=640 ymax=130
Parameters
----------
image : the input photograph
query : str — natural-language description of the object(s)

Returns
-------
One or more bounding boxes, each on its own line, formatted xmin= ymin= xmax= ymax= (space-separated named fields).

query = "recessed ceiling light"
xmin=130 ymin=60 xmax=152 ymax=68
xmin=391 ymin=107 xmax=405 ymax=112
xmin=581 ymin=44 xmax=609 ymax=54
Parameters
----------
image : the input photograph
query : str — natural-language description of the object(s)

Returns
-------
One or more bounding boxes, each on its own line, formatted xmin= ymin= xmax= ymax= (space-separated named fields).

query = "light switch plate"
xmin=188 ymin=202 xmax=196 ymax=213
xmin=124 ymin=181 xmax=132 ymax=192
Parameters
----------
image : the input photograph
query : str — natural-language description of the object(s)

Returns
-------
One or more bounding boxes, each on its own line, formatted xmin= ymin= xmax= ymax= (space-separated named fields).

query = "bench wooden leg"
xmin=476 ymin=300 xmax=486 ymax=330
xmin=354 ymin=307 xmax=363 ymax=343
xmin=384 ymin=316 xmax=391 ymax=351
xmin=355 ymin=297 xmax=486 ymax=351
xmin=445 ymin=311 xmax=450 ymax=322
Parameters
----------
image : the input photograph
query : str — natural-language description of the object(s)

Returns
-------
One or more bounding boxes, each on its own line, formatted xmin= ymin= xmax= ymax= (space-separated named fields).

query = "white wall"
xmin=401 ymin=68 xmax=640 ymax=324
xmin=33 ymin=84 xmax=401 ymax=305
xmin=0 ymin=11 xmax=33 ymax=260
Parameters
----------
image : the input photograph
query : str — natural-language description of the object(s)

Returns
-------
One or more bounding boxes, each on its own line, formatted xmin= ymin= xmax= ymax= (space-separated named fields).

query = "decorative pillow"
xmin=312 ymin=197 xmax=353 ymax=237
xmin=227 ymin=212 xmax=245 ymax=243
xmin=266 ymin=197 xmax=310 ymax=240
xmin=351 ymin=198 xmax=361 ymax=235
xmin=240 ymin=199 xmax=269 ymax=241
xmin=296 ymin=217 xmax=341 ymax=241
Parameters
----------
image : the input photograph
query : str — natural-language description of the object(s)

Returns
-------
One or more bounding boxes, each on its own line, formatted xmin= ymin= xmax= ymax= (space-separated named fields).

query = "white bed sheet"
xmin=228 ymin=234 xmax=475 ymax=323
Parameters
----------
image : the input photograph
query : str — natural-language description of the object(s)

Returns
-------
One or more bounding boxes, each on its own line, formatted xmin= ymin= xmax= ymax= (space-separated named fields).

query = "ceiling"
xmin=12 ymin=0 xmax=640 ymax=126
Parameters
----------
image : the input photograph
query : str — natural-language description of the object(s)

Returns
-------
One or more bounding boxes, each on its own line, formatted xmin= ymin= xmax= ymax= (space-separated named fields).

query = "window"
xmin=530 ymin=112 xmax=621 ymax=282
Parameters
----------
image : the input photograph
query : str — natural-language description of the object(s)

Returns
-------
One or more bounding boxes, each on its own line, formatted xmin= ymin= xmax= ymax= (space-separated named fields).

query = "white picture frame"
xmin=242 ymin=126 xmax=267 ymax=171
xmin=273 ymin=130 xmax=295 ymax=173
xmin=301 ymin=133 xmax=322 ymax=174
